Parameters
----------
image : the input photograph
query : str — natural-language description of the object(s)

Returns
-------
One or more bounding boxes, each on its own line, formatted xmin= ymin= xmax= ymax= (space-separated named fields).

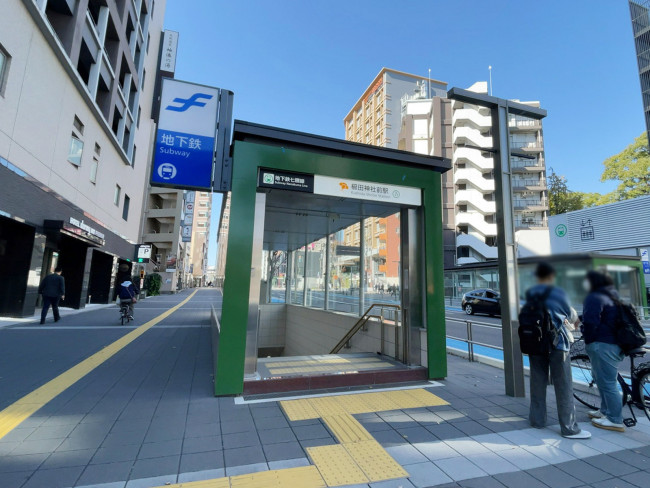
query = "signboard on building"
xmin=314 ymin=175 xmax=421 ymax=206
xmin=151 ymin=78 xmax=220 ymax=191
xmin=160 ymin=31 xmax=179 ymax=74
xmin=642 ymin=249 xmax=650 ymax=275
xmin=258 ymin=169 xmax=314 ymax=192
xmin=166 ymin=254 xmax=177 ymax=272
xmin=136 ymin=244 xmax=152 ymax=263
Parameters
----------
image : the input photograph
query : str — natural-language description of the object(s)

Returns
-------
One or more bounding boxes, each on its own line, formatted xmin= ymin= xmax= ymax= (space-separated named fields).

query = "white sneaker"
xmin=563 ymin=430 xmax=591 ymax=439
xmin=588 ymin=410 xmax=603 ymax=419
xmin=591 ymin=418 xmax=625 ymax=432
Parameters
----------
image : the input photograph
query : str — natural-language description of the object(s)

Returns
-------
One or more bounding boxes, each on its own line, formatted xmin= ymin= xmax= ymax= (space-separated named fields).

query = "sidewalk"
xmin=0 ymin=303 xmax=115 ymax=329
xmin=0 ymin=292 xmax=649 ymax=488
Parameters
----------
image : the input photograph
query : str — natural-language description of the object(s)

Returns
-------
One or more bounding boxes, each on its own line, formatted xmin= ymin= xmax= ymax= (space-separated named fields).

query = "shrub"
xmin=144 ymin=273 xmax=162 ymax=296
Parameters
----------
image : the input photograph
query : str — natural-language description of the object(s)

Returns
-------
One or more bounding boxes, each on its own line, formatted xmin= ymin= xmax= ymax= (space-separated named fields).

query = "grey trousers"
xmin=529 ymin=349 xmax=581 ymax=436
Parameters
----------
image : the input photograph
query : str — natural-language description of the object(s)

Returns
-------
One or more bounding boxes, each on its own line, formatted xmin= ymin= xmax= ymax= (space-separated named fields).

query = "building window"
xmin=73 ymin=116 xmax=85 ymax=135
xmin=132 ymin=144 xmax=137 ymax=165
xmin=114 ymin=184 xmax=121 ymax=205
xmin=137 ymin=106 xmax=141 ymax=128
xmin=122 ymin=194 xmax=130 ymax=220
xmin=68 ymin=135 xmax=84 ymax=166
xmin=90 ymin=157 xmax=99 ymax=184
xmin=458 ymin=205 xmax=468 ymax=213
xmin=0 ymin=43 xmax=10 ymax=96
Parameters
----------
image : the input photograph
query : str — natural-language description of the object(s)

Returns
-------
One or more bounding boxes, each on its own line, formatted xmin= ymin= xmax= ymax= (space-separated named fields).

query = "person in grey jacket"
xmin=527 ymin=262 xmax=590 ymax=439
xmin=38 ymin=267 xmax=65 ymax=324
xmin=581 ymin=270 xmax=625 ymax=432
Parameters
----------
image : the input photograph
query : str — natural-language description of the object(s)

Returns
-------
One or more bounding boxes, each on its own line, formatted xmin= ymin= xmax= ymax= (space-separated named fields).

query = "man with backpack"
xmin=520 ymin=262 xmax=590 ymax=439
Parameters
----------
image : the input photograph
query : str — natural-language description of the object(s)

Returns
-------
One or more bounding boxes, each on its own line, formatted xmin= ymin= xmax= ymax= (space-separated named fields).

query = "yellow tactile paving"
xmin=344 ymin=440 xmax=409 ymax=482
xmin=402 ymin=387 xmax=449 ymax=406
xmin=384 ymin=390 xmax=431 ymax=409
xmin=0 ymin=290 xmax=200 ymax=441
xmin=307 ymin=444 xmax=369 ymax=486
xmin=160 ymin=477 xmax=230 ymax=488
xmin=323 ymin=413 xmax=374 ymax=444
xmin=280 ymin=398 xmax=320 ymax=421
xmin=309 ymin=396 xmax=350 ymax=418
xmin=331 ymin=394 xmax=375 ymax=415
xmin=356 ymin=391 xmax=403 ymax=413
xmin=230 ymin=466 xmax=326 ymax=488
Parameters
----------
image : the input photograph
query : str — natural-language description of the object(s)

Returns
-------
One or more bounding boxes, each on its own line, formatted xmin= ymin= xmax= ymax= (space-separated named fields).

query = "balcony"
xmin=515 ymin=219 xmax=548 ymax=230
xmin=147 ymin=207 xmax=177 ymax=221
xmin=508 ymin=119 xmax=542 ymax=131
xmin=512 ymin=178 xmax=547 ymax=191
xmin=142 ymin=231 xmax=176 ymax=244
xmin=510 ymin=141 xmax=543 ymax=153
xmin=511 ymin=160 xmax=545 ymax=173
xmin=513 ymin=199 xmax=548 ymax=211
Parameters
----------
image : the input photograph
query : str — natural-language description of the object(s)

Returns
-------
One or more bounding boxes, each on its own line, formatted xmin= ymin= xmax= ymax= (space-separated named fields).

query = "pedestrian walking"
xmin=38 ymin=266 xmax=65 ymax=324
xmin=524 ymin=262 xmax=590 ymax=439
xmin=581 ymin=271 xmax=626 ymax=432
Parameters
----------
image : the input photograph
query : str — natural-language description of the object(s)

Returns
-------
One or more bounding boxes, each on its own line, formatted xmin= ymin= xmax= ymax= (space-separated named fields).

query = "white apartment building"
xmin=400 ymin=81 xmax=550 ymax=266
xmin=190 ymin=191 xmax=211 ymax=286
xmin=0 ymin=0 xmax=165 ymax=316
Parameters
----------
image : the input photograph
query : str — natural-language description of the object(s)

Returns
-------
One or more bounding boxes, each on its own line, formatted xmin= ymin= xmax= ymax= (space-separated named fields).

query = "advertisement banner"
xmin=151 ymin=79 xmax=219 ymax=190
xmin=641 ymin=249 xmax=650 ymax=275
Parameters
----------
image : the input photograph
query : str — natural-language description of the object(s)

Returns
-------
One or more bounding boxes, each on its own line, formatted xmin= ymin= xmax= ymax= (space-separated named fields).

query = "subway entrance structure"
xmin=214 ymin=121 xmax=451 ymax=396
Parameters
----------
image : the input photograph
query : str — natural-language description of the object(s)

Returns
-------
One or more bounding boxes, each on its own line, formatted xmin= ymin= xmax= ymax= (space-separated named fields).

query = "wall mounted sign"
xmin=258 ymin=169 xmax=314 ymax=192
xmin=314 ymin=175 xmax=421 ymax=206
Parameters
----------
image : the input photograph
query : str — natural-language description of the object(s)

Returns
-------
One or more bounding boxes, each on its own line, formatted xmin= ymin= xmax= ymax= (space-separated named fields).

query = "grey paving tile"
xmin=0 ymin=441 xmax=18 ymax=456
xmin=526 ymin=464 xmax=584 ymax=488
xmin=470 ymin=433 xmax=516 ymax=452
xmin=395 ymin=426 xmax=437 ymax=444
xmin=220 ymin=419 xmax=257 ymax=435
xmin=425 ymin=423 xmax=466 ymax=440
xmin=492 ymin=469 xmax=549 ymax=488
xmin=292 ymin=424 xmax=331 ymax=440
xmin=91 ymin=445 xmax=140 ymax=465
xmin=444 ymin=438 xmax=491 ymax=457
xmin=582 ymin=454 xmax=641 ymax=476
xmin=22 ymin=465 xmax=84 ymax=488
xmin=57 ymin=436 xmax=104 ymax=452
xmin=267 ymin=457 xmax=310 ymax=470
xmin=0 ymin=453 xmax=49 ymax=473
xmin=77 ymin=461 xmax=134 ymax=486
xmin=177 ymin=468 xmax=225 ymax=483
xmin=252 ymin=416 xmax=289 ymax=431
xmin=26 ymin=424 xmax=76 ymax=441
xmin=434 ymin=456 xmax=489 ymax=481
xmin=262 ymin=441 xmax=305 ymax=462
xmin=0 ymin=471 xmax=31 ymax=488
xmin=454 ymin=420 xmax=494 ymax=437
xmin=0 ymin=428 xmax=36 ymax=443
xmin=299 ymin=437 xmax=337 ymax=449
xmin=222 ymin=431 xmax=261 ymax=449
xmin=412 ymin=441 xmax=461 ymax=461
xmin=554 ymin=459 xmax=614 ymax=484
xmin=225 ymin=462 xmax=268 ymax=476
xmin=41 ymin=448 xmax=97 ymax=469
xmin=11 ymin=437 xmax=64 ymax=455
xmin=404 ymin=461 xmax=453 ymax=487
xmin=129 ymin=455 xmax=180 ymax=479
xmin=621 ymin=471 xmax=650 ymax=488
xmin=184 ymin=422 xmax=221 ymax=438
xmin=608 ymin=449 xmax=650 ymax=470
xmin=125 ymin=475 xmax=177 ymax=488
xmin=385 ymin=445 xmax=428 ymax=465
xmin=223 ymin=445 xmax=266 ymax=467
xmin=590 ymin=479 xmax=638 ymax=488
xmin=258 ymin=427 xmax=296 ymax=445
xmin=458 ymin=476 xmax=507 ymax=488
xmin=180 ymin=451 xmax=224 ymax=472
xmin=137 ymin=439 xmax=183 ymax=459
xmin=182 ymin=435 xmax=223 ymax=454
xmin=372 ymin=429 xmax=409 ymax=448
xmin=495 ymin=448 xmax=548 ymax=470
xmin=100 ymin=431 xmax=147 ymax=448
xmin=370 ymin=479 xmax=415 ymax=488
xmin=465 ymin=452 xmax=518 ymax=476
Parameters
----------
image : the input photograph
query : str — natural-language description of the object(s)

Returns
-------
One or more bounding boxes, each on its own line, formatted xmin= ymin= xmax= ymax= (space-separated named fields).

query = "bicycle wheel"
xmin=570 ymin=353 xmax=599 ymax=410
xmin=121 ymin=313 xmax=125 ymax=326
xmin=636 ymin=369 xmax=650 ymax=421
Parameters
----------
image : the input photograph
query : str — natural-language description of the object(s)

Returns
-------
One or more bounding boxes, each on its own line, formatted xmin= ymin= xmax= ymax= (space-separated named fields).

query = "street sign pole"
xmin=447 ymin=87 xmax=546 ymax=398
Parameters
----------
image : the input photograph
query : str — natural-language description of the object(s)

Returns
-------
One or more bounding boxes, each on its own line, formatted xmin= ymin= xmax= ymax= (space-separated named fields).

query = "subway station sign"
xmin=151 ymin=78 xmax=220 ymax=191
xmin=314 ymin=175 xmax=421 ymax=206
xmin=258 ymin=169 xmax=314 ymax=192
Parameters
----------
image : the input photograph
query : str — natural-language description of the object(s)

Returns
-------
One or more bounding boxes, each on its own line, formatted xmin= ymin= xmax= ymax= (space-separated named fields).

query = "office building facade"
xmin=189 ymin=191 xmax=211 ymax=286
xmin=0 ymin=0 xmax=165 ymax=316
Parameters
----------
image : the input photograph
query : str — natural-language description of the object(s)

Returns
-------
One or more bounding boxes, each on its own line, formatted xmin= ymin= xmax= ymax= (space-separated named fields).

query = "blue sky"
xmin=163 ymin=0 xmax=643 ymax=265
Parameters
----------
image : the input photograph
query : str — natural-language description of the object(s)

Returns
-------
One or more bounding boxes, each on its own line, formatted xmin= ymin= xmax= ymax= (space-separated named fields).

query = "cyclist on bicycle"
xmin=118 ymin=280 xmax=139 ymax=319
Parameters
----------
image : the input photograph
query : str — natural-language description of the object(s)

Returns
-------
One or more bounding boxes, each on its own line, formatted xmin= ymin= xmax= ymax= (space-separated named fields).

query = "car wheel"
xmin=464 ymin=304 xmax=474 ymax=315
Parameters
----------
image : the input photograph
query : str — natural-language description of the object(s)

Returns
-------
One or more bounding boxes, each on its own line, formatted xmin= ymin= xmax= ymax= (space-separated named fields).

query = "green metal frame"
xmin=592 ymin=256 xmax=648 ymax=310
xmin=215 ymin=140 xmax=447 ymax=395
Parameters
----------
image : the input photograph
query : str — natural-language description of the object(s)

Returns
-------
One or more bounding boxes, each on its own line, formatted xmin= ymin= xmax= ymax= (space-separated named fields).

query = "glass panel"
xmin=68 ymin=136 xmax=84 ymax=166
xmin=364 ymin=214 xmax=401 ymax=309
xmin=305 ymin=238 xmax=327 ymax=309
xmin=261 ymin=250 xmax=287 ymax=304
xmin=290 ymin=247 xmax=305 ymax=305
xmin=328 ymin=225 xmax=361 ymax=314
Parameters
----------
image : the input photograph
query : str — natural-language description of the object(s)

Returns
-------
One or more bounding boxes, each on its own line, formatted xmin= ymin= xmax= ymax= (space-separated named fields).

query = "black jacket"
xmin=38 ymin=273 xmax=65 ymax=298
xmin=581 ymin=285 xmax=619 ymax=345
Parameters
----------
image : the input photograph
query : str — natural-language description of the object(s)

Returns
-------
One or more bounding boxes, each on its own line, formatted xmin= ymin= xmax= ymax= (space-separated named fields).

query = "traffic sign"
xmin=136 ymin=244 xmax=152 ymax=263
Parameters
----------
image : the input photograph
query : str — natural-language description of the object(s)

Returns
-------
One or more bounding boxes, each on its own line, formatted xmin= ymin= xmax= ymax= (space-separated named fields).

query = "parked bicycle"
xmin=570 ymin=338 xmax=650 ymax=426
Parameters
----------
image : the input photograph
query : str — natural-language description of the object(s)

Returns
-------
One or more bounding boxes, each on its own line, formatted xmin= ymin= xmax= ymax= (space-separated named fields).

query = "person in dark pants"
xmin=38 ymin=266 xmax=65 ymax=324
xmin=527 ymin=262 xmax=590 ymax=439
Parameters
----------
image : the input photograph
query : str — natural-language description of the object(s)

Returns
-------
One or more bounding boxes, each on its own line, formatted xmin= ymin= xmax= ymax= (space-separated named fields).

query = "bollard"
xmin=466 ymin=321 xmax=474 ymax=362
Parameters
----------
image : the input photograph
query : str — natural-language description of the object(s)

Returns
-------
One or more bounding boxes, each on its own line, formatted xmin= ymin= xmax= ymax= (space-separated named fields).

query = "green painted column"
xmin=214 ymin=143 xmax=258 ymax=396
xmin=424 ymin=172 xmax=447 ymax=379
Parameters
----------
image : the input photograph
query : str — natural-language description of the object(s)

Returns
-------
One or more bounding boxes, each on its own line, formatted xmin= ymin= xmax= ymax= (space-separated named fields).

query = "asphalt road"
xmin=445 ymin=309 xmax=504 ymax=349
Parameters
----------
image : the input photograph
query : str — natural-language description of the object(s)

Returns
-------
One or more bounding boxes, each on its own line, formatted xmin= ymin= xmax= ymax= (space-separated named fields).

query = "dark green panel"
xmin=215 ymin=140 xmax=448 ymax=395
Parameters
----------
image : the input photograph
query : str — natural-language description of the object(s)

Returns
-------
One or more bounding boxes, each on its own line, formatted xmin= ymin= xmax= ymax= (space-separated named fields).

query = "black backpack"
xmin=518 ymin=288 xmax=556 ymax=356
xmin=604 ymin=291 xmax=646 ymax=355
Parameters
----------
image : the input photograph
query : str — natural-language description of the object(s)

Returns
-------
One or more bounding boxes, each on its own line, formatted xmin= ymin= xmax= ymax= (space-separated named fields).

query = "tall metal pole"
xmin=488 ymin=66 xmax=493 ymax=96
xmin=359 ymin=218 xmax=365 ymax=316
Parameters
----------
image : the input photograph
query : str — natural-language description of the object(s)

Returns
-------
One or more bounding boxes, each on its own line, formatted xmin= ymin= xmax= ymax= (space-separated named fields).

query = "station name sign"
xmin=257 ymin=170 xmax=421 ymax=206
xmin=258 ymin=169 xmax=314 ymax=192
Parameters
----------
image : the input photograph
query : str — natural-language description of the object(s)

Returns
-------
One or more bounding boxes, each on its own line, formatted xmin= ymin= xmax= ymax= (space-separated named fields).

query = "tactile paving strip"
xmin=344 ymin=440 xmax=409 ymax=482
xmin=230 ymin=466 xmax=326 ymax=488
xmin=280 ymin=398 xmax=320 ymax=421
xmin=307 ymin=444 xmax=369 ymax=486
xmin=323 ymin=413 xmax=374 ymax=444
xmin=309 ymin=396 xmax=351 ymax=418
xmin=161 ymin=477 xmax=230 ymax=488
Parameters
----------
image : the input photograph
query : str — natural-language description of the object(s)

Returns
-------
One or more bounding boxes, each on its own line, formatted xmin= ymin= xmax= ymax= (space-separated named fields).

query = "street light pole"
xmin=447 ymin=87 xmax=546 ymax=397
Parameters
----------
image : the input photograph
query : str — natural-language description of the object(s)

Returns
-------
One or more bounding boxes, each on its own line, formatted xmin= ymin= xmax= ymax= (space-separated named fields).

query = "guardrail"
xmin=446 ymin=316 xmax=503 ymax=362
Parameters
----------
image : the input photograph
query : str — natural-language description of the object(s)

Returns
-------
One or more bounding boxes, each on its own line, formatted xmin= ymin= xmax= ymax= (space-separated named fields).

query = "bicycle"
xmin=119 ymin=302 xmax=132 ymax=326
xmin=570 ymin=337 xmax=650 ymax=427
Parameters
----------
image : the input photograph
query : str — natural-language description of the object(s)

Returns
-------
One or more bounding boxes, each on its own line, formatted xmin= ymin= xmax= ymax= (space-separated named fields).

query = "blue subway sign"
xmin=151 ymin=79 xmax=220 ymax=191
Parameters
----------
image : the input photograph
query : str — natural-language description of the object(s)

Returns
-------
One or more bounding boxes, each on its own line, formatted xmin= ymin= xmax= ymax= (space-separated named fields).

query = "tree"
xmin=600 ymin=133 xmax=650 ymax=200
xmin=548 ymin=169 xmax=587 ymax=215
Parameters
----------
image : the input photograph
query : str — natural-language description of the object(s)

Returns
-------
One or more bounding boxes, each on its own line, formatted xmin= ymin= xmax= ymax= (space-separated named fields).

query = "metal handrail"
xmin=446 ymin=317 xmax=503 ymax=362
xmin=330 ymin=303 xmax=401 ymax=355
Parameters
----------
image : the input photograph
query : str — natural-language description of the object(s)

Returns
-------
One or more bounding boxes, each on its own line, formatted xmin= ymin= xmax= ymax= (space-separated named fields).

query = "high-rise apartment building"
xmin=215 ymin=193 xmax=230 ymax=287
xmin=399 ymin=81 xmax=550 ymax=265
xmin=0 ymin=0 xmax=165 ymax=316
xmin=189 ymin=191 xmax=211 ymax=286
xmin=629 ymin=0 xmax=650 ymax=142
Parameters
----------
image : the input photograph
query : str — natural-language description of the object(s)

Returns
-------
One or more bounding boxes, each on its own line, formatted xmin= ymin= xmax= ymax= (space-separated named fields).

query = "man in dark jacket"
xmin=118 ymin=280 xmax=139 ymax=319
xmin=38 ymin=267 xmax=65 ymax=324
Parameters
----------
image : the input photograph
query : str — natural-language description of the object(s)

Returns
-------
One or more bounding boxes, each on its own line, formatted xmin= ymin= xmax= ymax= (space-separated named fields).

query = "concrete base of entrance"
xmin=244 ymin=353 xmax=427 ymax=395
